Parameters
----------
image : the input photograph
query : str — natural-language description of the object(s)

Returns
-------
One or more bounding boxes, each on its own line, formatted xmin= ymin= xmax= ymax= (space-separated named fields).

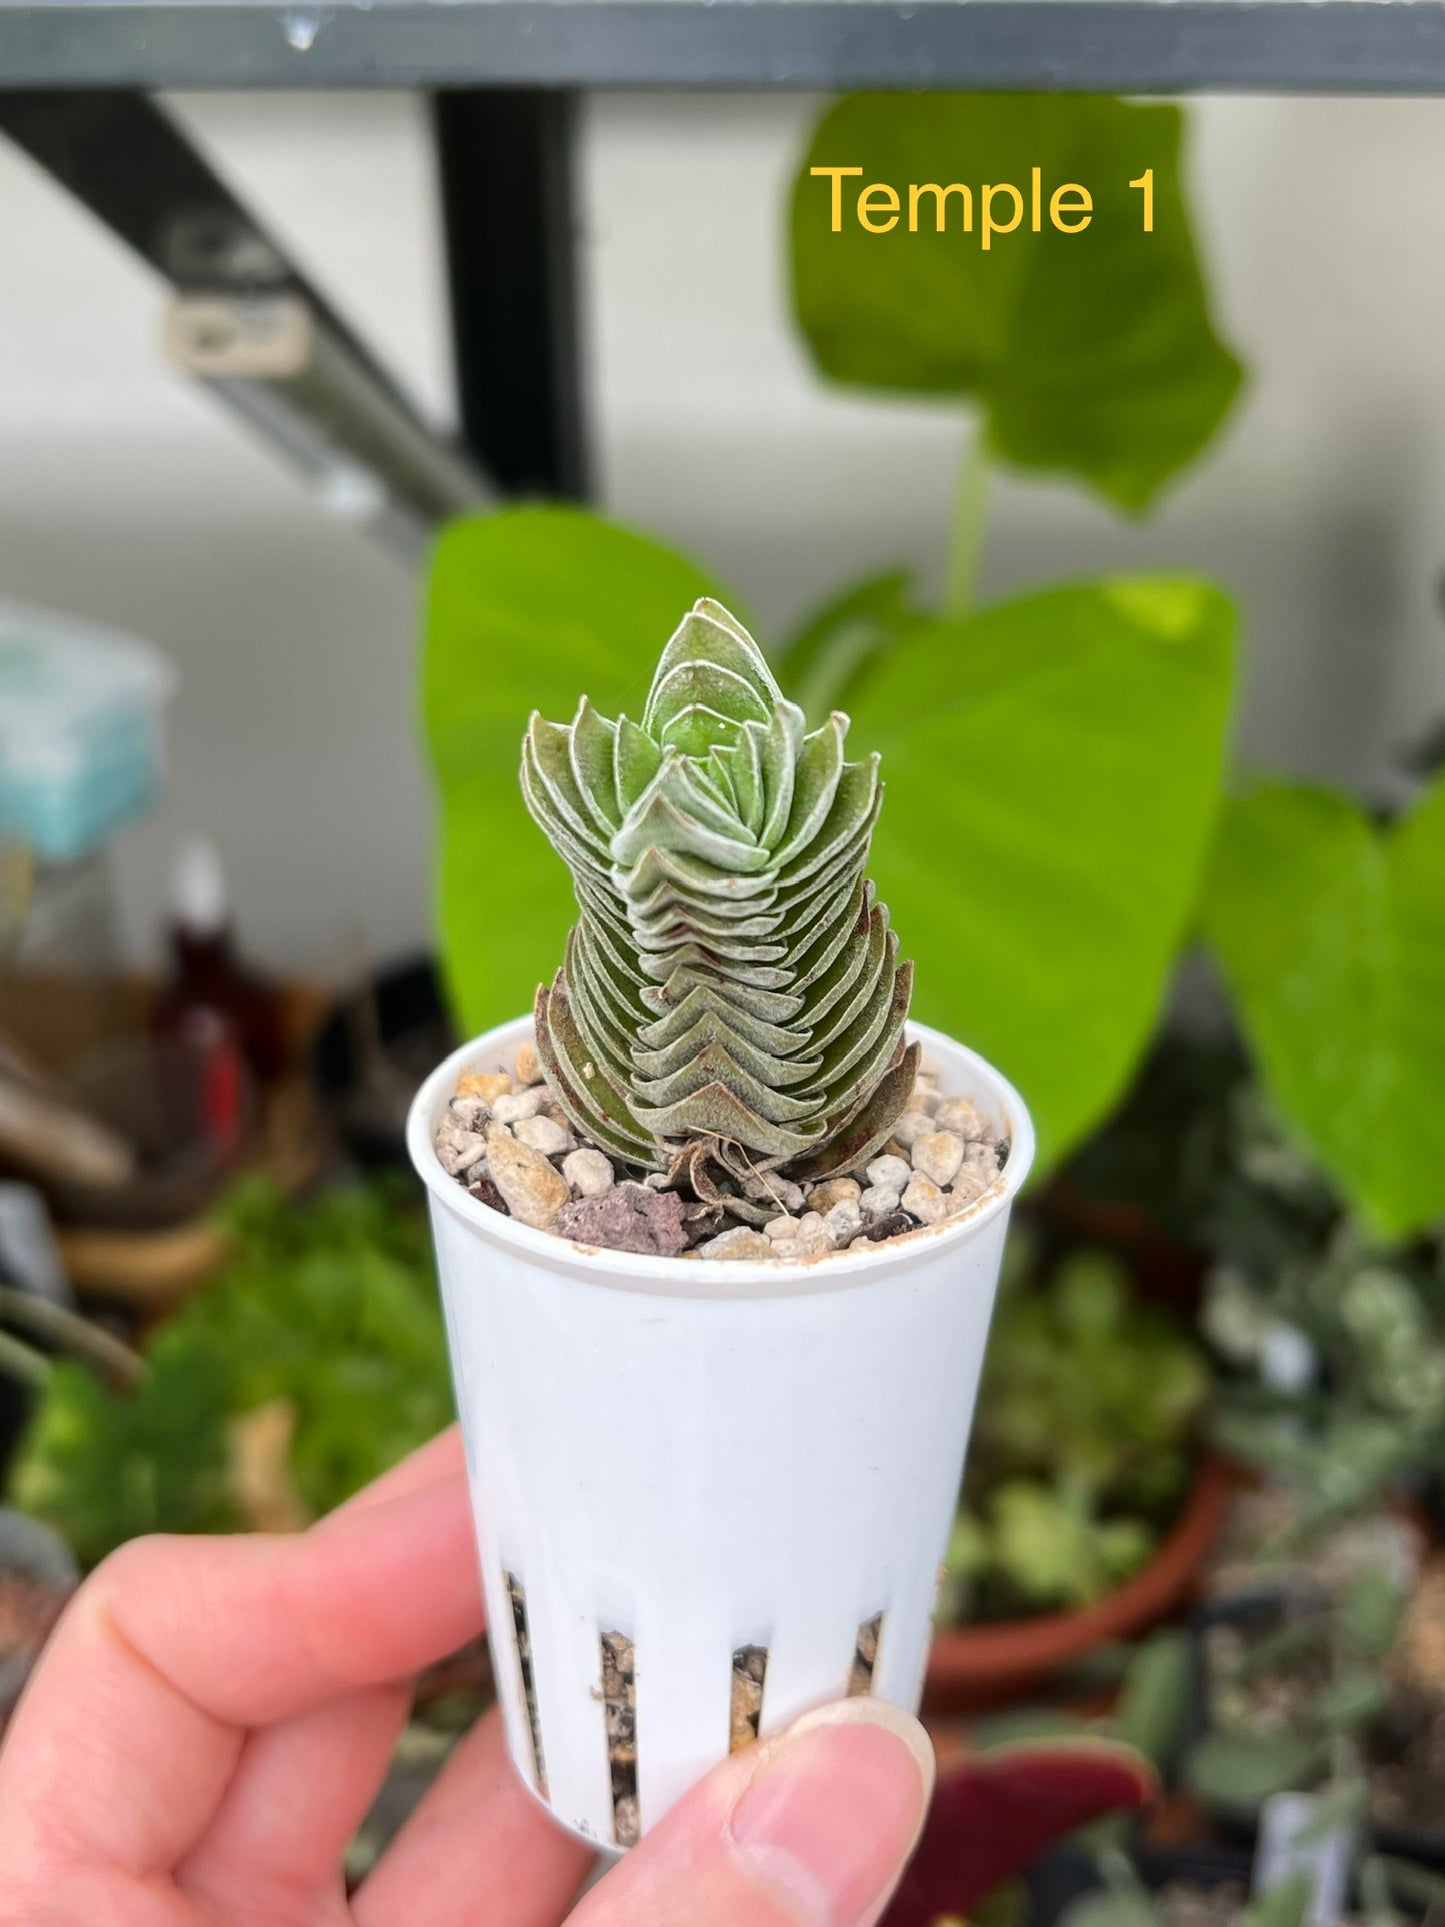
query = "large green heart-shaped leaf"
xmin=423 ymin=506 xmax=726 ymax=1032
xmin=1203 ymin=780 xmax=1445 ymax=1238
xmin=790 ymin=93 xmax=1243 ymax=510
xmin=847 ymin=579 xmax=1235 ymax=1169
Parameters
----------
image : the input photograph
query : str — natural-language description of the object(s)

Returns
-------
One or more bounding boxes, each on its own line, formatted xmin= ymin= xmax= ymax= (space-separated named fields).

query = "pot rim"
xmin=406 ymin=1013 xmax=1035 ymax=1301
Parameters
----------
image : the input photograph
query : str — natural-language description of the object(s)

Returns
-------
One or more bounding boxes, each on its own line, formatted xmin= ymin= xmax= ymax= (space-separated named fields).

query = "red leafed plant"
xmin=881 ymin=1738 xmax=1156 ymax=1927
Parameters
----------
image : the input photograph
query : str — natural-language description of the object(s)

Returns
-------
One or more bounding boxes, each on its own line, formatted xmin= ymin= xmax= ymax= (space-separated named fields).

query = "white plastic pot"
xmin=408 ymin=1014 xmax=1034 ymax=1848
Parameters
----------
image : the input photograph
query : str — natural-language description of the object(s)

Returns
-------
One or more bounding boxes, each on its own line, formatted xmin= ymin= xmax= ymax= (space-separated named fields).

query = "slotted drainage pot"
xmin=408 ymin=1014 xmax=1033 ymax=1847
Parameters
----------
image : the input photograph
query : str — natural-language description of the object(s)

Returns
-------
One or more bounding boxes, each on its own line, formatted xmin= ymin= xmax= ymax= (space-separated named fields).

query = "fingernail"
xmin=729 ymin=1698 xmax=935 ymax=1927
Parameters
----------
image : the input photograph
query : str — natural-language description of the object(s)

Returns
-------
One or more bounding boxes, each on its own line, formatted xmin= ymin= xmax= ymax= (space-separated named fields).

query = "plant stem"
xmin=795 ymin=617 xmax=884 ymax=724
xmin=0 ymin=1286 xmax=146 ymax=1390
xmin=0 ymin=1323 xmax=50 ymax=1389
xmin=944 ymin=420 xmax=991 ymax=618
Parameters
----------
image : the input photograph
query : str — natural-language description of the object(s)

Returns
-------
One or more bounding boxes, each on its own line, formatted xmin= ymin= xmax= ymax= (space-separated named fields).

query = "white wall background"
xmin=1 ymin=90 xmax=1443 ymax=978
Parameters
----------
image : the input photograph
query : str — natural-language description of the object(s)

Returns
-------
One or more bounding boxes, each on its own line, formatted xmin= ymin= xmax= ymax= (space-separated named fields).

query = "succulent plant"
xmin=521 ymin=597 xmax=917 ymax=1186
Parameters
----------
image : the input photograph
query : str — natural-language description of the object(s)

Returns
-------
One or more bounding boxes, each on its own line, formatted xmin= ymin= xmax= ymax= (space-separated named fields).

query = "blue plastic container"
xmin=0 ymin=601 xmax=175 ymax=864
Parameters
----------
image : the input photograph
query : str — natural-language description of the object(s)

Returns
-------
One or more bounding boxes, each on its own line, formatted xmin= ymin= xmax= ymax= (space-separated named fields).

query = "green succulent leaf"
xmin=1375 ymin=1856 xmax=1445 ymax=1912
xmin=1183 ymin=1731 xmax=1324 ymax=1809
xmin=1314 ymin=1669 xmax=1390 ymax=1733
xmin=1112 ymin=1629 xmax=1192 ymax=1768
xmin=1290 ymin=1780 xmax=1368 ymax=1846
xmin=848 ymin=578 xmax=1235 ymax=1170
xmin=1338 ymin=1566 xmax=1406 ymax=1659
xmin=523 ymin=598 xmax=915 ymax=1172
xmin=790 ymin=93 xmax=1243 ymax=510
xmin=983 ymin=1482 xmax=1152 ymax=1609
xmin=1241 ymin=1873 xmax=1314 ymax=1927
xmin=1061 ymin=1891 xmax=1166 ymax=1927
xmin=1202 ymin=777 xmax=1445 ymax=1238
xmin=424 ymin=506 xmax=729 ymax=1037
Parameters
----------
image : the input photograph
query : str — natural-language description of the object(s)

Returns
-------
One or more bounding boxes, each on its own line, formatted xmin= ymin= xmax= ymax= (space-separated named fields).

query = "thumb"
xmin=572 ymin=1698 xmax=935 ymax=1927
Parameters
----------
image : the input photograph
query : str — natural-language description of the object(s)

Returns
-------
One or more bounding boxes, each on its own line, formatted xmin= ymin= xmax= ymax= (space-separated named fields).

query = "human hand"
xmin=0 ymin=1427 xmax=936 ymax=1927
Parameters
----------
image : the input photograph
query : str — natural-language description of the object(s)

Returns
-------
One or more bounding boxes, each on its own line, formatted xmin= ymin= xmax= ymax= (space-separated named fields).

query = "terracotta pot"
xmin=922 ymin=1453 xmax=1234 ymax=1713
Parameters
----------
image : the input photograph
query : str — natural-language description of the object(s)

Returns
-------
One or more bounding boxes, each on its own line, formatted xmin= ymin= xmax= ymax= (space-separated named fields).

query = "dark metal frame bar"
xmin=3 ymin=2 xmax=1445 ymax=95
xmin=433 ymin=91 xmax=589 ymax=499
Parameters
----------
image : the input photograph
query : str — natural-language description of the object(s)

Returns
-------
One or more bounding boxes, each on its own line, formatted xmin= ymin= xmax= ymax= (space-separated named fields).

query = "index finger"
xmin=333 ymin=1421 xmax=465 ymax=1517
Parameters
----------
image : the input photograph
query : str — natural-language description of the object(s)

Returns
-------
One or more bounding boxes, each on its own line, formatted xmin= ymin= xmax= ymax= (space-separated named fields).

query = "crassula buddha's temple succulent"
xmin=522 ymin=598 xmax=917 ymax=1185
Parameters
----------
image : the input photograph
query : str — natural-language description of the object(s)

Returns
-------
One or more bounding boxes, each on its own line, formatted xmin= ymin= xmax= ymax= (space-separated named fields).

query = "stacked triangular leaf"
xmin=522 ymin=598 xmax=917 ymax=1179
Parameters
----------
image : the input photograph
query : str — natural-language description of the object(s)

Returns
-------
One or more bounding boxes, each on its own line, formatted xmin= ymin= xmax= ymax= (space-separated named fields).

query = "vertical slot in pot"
xmin=504 ymin=1570 xmax=548 ymax=1796
xmin=600 ymin=1629 xmax=639 ymax=1847
xmin=730 ymin=1644 xmax=768 ymax=1752
xmin=847 ymin=1613 xmax=884 ymax=1696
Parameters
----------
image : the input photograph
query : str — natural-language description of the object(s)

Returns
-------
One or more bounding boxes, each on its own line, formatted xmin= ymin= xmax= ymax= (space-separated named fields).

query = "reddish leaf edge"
xmin=881 ymin=1737 xmax=1156 ymax=1927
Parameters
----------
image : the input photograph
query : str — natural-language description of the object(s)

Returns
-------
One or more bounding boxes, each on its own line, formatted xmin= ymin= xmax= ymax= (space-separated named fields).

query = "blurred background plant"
xmin=8 ymin=1178 xmax=450 ymax=1566
xmin=942 ymin=1247 xmax=1210 ymax=1623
